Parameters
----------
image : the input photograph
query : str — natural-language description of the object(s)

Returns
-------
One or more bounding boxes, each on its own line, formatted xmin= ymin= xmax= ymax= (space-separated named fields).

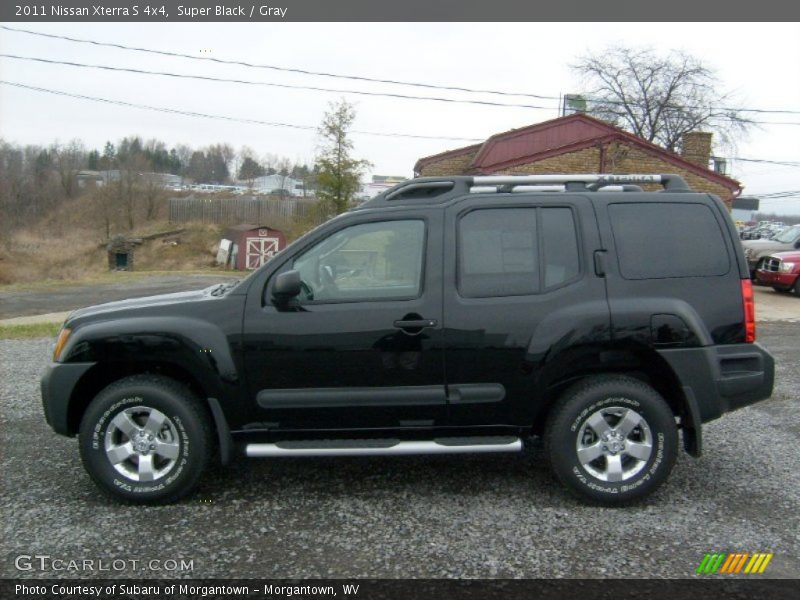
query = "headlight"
xmin=53 ymin=327 xmax=72 ymax=362
xmin=779 ymin=261 xmax=796 ymax=273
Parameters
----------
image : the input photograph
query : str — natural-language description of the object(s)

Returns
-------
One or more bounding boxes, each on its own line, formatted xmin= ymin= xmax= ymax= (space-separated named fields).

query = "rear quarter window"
xmin=609 ymin=203 xmax=730 ymax=279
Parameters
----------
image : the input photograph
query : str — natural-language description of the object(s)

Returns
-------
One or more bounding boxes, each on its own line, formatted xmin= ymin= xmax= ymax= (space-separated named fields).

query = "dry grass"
xmin=1 ymin=191 xmax=227 ymax=284
xmin=0 ymin=227 xmax=107 ymax=284
xmin=0 ymin=188 xmax=323 ymax=285
xmin=134 ymin=223 xmax=224 ymax=272
xmin=0 ymin=322 xmax=61 ymax=339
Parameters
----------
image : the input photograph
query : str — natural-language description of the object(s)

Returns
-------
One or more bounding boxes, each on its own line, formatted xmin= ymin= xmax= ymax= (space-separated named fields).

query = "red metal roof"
xmin=471 ymin=114 xmax=614 ymax=170
xmin=414 ymin=114 xmax=741 ymax=192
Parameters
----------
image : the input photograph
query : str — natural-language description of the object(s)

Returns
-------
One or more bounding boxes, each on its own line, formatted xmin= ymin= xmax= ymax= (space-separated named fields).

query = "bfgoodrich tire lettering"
xmin=79 ymin=375 xmax=212 ymax=504
xmin=545 ymin=375 xmax=678 ymax=505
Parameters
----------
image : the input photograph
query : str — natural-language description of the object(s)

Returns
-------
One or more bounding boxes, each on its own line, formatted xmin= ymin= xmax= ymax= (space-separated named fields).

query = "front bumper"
xmin=756 ymin=269 xmax=798 ymax=288
xmin=658 ymin=343 xmax=775 ymax=423
xmin=41 ymin=361 xmax=96 ymax=436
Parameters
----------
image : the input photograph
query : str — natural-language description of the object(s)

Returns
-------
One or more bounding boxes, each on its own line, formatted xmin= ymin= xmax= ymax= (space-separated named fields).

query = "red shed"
xmin=223 ymin=224 xmax=286 ymax=270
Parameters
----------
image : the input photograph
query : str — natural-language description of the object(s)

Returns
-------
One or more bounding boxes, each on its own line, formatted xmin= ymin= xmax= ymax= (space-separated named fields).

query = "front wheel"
xmin=79 ymin=375 xmax=213 ymax=504
xmin=544 ymin=375 xmax=678 ymax=505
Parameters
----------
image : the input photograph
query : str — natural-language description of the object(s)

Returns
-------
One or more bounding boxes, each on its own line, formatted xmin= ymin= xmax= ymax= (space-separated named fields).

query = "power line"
xmin=0 ymin=80 xmax=484 ymax=142
xmin=0 ymin=24 xmax=571 ymax=102
xmin=3 ymin=24 xmax=800 ymax=117
xmin=753 ymin=191 xmax=800 ymax=199
xmin=3 ymin=79 xmax=799 ymax=169
xmin=733 ymin=158 xmax=800 ymax=167
xmin=6 ymin=53 xmax=800 ymax=127
xmin=0 ymin=53 xmax=557 ymax=111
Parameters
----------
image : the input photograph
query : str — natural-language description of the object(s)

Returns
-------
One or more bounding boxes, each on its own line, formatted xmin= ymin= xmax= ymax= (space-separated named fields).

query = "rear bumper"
xmin=658 ymin=343 xmax=775 ymax=423
xmin=756 ymin=269 xmax=798 ymax=288
xmin=41 ymin=362 xmax=95 ymax=436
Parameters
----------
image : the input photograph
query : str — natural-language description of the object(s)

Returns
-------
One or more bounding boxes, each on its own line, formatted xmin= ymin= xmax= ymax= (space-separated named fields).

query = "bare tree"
xmin=112 ymin=154 xmax=148 ymax=230
xmin=572 ymin=46 xmax=752 ymax=152
xmin=90 ymin=184 xmax=116 ymax=240
xmin=142 ymin=174 xmax=166 ymax=221
xmin=174 ymin=144 xmax=193 ymax=183
xmin=51 ymin=139 xmax=86 ymax=199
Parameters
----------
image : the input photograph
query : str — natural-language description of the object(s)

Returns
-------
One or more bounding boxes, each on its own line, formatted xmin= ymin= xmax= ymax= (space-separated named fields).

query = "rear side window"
xmin=459 ymin=208 xmax=539 ymax=297
xmin=458 ymin=206 xmax=582 ymax=297
xmin=609 ymin=203 xmax=730 ymax=279
xmin=542 ymin=208 xmax=581 ymax=287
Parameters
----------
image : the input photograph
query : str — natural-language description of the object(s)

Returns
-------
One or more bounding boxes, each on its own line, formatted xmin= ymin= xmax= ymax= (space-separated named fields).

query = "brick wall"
xmin=417 ymin=149 xmax=479 ymax=177
xmin=497 ymin=143 xmax=733 ymax=206
xmin=681 ymin=132 xmax=713 ymax=168
xmin=416 ymin=139 xmax=735 ymax=206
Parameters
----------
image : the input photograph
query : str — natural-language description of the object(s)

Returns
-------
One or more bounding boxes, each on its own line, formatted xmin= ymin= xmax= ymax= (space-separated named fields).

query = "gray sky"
xmin=1 ymin=22 xmax=798 ymax=214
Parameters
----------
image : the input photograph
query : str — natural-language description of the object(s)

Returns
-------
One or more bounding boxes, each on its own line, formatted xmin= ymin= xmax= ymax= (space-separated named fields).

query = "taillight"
xmin=741 ymin=279 xmax=756 ymax=343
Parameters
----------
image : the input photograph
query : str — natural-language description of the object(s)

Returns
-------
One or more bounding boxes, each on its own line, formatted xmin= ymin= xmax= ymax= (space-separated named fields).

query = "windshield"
xmin=774 ymin=225 xmax=800 ymax=243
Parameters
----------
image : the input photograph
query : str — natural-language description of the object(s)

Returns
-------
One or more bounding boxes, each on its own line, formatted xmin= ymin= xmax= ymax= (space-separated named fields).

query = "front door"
xmin=242 ymin=211 xmax=445 ymax=431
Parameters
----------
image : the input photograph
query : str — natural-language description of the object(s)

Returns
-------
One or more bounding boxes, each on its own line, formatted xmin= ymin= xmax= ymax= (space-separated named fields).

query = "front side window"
xmin=292 ymin=220 xmax=425 ymax=303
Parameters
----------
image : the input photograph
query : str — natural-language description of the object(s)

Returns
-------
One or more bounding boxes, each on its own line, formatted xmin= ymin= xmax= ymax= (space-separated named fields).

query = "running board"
xmin=245 ymin=436 xmax=522 ymax=457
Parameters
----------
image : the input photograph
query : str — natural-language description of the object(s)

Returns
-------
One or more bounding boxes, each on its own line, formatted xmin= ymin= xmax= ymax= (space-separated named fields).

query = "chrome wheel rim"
xmin=104 ymin=406 xmax=180 ymax=482
xmin=576 ymin=405 xmax=653 ymax=482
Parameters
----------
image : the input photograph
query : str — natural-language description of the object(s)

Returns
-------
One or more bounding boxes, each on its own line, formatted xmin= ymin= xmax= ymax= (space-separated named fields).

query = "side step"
xmin=245 ymin=436 xmax=522 ymax=457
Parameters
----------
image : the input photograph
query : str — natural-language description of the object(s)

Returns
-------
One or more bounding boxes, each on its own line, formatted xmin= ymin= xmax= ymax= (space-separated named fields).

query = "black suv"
xmin=41 ymin=174 xmax=774 ymax=505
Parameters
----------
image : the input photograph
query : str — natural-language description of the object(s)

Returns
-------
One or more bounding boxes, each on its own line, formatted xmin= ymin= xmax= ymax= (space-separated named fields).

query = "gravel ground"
xmin=1 ymin=324 xmax=798 ymax=579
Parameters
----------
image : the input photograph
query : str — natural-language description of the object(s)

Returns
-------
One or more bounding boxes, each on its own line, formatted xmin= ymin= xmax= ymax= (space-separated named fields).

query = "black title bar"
xmin=2 ymin=579 xmax=798 ymax=600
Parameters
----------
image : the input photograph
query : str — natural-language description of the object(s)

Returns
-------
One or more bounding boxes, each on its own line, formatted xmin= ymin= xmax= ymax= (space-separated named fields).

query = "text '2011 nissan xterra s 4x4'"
xmin=41 ymin=174 xmax=775 ymax=505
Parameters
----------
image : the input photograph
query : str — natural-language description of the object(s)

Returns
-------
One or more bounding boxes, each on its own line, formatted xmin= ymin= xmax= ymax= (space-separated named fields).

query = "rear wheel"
xmin=79 ymin=375 xmax=213 ymax=504
xmin=544 ymin=375 xmax=678 ymax=505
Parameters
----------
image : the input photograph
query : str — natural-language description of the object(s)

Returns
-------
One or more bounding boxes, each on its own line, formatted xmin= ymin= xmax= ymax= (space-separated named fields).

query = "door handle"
xmin=393 ymin=318 xmax=438 ymax=330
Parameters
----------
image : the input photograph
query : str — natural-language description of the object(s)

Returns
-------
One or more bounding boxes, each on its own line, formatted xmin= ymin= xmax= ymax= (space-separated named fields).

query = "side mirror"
xmin=794 ymin=239 xmax=800 ymax=249
xmin=272 ymin=270 xmax=301 ymax=302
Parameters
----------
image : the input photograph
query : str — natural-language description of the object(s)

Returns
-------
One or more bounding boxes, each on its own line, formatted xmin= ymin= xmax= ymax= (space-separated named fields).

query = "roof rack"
xmin=472 ymin=173 xmax=689 ymax=191
xmin=357 ymin=174 xmax=691 ymax=209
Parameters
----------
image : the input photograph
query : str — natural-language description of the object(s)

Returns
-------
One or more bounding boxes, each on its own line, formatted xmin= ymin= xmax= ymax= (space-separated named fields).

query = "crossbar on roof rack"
xmin=471 ymin=174 xmax=689 ymax=193
xmin=473 ymin=174 xmax=670 ymax=185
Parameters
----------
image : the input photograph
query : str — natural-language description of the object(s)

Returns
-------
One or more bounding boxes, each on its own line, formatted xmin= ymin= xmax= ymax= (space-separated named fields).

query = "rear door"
xmin=442 ymin=195 xmax=609 ymax=427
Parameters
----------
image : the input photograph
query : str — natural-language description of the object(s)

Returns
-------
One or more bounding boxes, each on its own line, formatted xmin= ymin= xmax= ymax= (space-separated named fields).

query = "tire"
xmin=79 ymin=375 xmax=213 ymax=504
xmin=793 ymin=278 xmax=800 ymax=297
xmin=544 ymin=375 xmax=678 ymax=505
